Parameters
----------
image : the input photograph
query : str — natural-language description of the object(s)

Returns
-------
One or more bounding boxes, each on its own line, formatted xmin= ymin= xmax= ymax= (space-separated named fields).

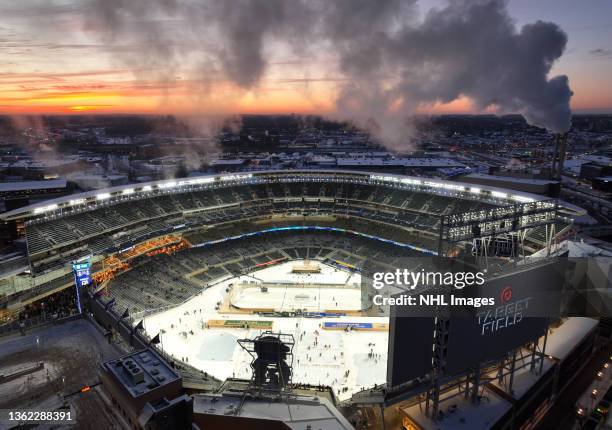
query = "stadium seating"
xmin=24 ymin=178 xmax=509 ymax=275
xmin=106 ymin=230 xmax=424 ymax=315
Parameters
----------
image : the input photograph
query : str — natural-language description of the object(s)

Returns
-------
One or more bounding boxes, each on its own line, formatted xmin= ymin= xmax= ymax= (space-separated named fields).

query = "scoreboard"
xmin=72 ymin=262 xmax=91 ymax=287
xmin=72 ymin=260 xmax=91 ymax=314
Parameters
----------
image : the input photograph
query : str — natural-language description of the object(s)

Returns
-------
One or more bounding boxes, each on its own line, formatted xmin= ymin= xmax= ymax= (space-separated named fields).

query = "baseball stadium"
xmin=0 ymin=170 xmax=596 ymax=429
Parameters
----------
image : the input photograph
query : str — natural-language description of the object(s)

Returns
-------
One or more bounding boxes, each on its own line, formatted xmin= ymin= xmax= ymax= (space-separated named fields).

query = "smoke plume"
xmin=85 ymin=0 xmax=573 ymax=146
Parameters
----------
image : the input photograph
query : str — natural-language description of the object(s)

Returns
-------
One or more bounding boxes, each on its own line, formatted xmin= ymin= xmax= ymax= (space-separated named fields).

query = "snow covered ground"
xmin=143 ymin=260 xmax=388 ymax=400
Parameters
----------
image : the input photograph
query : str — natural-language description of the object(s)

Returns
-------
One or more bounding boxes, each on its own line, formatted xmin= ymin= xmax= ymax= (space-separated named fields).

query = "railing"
xmin=0 ymin=311 xmax=81 ymax=337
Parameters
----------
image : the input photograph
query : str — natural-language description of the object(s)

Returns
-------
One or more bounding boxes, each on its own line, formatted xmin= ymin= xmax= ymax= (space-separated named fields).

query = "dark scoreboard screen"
xmin=445 ymin=261 xmax=563 ymax=375
xmin=386 ymin=312 xmax=435 ymax=387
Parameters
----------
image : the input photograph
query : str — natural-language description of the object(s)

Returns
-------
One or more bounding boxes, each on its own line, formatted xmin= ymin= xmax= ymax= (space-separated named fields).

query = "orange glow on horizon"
xmin=0 ymin=77 xmax=609 ymax=116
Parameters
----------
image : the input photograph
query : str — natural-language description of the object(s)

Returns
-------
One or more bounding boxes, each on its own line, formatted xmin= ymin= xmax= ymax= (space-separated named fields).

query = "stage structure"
xmin=236 ymin=332 xmax=296 ymax=414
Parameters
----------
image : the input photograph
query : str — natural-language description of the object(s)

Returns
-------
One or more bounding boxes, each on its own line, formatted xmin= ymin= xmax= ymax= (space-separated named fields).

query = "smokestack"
xmin=556 ymin=133 xmax=569 ymax=180
xmin=550 ymin=134 xmax=560 ymax=180
xmin=550 ymin=133 xmax=569 ymax=181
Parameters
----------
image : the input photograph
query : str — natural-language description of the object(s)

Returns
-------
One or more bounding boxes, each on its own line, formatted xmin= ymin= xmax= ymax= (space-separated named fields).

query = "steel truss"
xmin=423 ymin=200 xmax=557 ymax=422
xmin=438 ymin=199 xmax=558 ymax=259
xmin=423 ymin=324 xmax=549 ymax=422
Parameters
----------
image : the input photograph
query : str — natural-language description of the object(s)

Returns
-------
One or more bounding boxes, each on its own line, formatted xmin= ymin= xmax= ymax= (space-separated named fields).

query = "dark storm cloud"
xmin=83 ymin=0 xmax=573 ymax=138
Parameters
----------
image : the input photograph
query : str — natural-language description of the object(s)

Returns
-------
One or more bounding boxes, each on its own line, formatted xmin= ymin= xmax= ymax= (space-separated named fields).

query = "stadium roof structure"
xmin=0 ymin=170 xmax=584 ymax=222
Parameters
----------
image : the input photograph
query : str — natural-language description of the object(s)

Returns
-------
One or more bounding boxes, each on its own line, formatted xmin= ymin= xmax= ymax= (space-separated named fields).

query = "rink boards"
xmin=206 ymin=319 xmax=274 ymax=330
xmin=322 ymin=321 xmax=388 ymax=331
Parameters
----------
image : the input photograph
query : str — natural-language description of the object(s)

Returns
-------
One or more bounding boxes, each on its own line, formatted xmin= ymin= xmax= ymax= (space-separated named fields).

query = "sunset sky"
xmin=1 ymin=0 xmax=611 ymax=116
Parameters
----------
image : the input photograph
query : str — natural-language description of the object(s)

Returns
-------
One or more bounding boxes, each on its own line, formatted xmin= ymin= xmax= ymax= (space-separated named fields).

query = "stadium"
xmin=0 ymin=169 xmax=594 ymax=429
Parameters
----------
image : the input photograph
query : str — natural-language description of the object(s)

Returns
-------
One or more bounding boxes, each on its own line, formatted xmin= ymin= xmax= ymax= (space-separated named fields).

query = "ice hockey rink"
xmin=231 ymin=285 xmax=363 ymax=312
xmin=142 ymin=260 xmax=388 ymax=400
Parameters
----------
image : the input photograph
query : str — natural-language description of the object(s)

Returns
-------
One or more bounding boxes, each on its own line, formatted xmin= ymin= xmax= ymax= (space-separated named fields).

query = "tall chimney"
xmin=556 ymin=133 xmax=568 ymax=180
xmin=550 ymin=134 xmax=560 ymax=180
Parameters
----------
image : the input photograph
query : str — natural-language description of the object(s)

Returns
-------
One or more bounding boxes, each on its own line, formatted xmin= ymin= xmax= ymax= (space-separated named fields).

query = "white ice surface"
xmin=232 ymin=286 xmax=363 ymax=312
xmin=143 ymin=261 xmax=387 ymax=400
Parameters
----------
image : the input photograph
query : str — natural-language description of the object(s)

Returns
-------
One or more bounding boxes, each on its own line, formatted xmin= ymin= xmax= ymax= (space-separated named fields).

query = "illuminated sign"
xmin=72 ymin=262 xmax=91 ymax=287
xmin=193 ymin=226 xmax=438 ymax=255
xmin=72 ymin=260 xmax=91 ymax=315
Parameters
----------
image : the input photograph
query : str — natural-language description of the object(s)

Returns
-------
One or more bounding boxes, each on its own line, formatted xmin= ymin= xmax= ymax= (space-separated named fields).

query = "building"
xmin=210 ymin=158 xmax=248 ymax=172
xmin=592 ymin=176 xmax=612 ymax=193
xmin=459 ymin=173 xmax=561 ymax=197
xmin=99 ymin=348 xmax=194 ymax=430
xmin=0 ymin=179 xmax=70 ymax=213
xmin=335 ymin=157 xmax=465 ymax=172
xmin=398 ymin=317 xmax=600 ymax=430
xmin=69 ymin=173 xmax=129 ymax=191
xmin=192 ymin=392 xmax=354 ymax=430
xmin=580 ymin=159 xmax=612 ymax=181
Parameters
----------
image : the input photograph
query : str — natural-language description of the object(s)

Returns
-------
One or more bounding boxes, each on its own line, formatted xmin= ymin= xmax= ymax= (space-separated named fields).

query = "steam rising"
xmin=86 ymin=0 xmax=573 ymax=143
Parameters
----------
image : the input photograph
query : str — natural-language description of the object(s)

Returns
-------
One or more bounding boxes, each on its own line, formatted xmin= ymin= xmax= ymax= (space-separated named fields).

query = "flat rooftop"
xmin=541 ymin=317 xmax=599 ymax=360
xmin=102 ymin=348 xmax=180 ymax=398
xmin=401 ymin=358 xmax=554 ymax=429
xmin=402 ymin=389 xmax=510 ymax=430
xmin=462 ymin=173 xmax=557 ymax=185
xmin=336 ymin=157 xmax=464 ymax=167
xmin=193 ymin=393 xmax=354 ymax=430
xmin=0 ymin=179 xmax=67 ymax=192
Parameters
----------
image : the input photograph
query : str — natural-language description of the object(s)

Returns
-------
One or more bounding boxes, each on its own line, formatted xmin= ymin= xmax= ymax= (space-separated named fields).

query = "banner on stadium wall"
xmin=206 ymin=319 xmax=273 ymax=329
xmin=322 ymin=321 xmax=388 ymax=331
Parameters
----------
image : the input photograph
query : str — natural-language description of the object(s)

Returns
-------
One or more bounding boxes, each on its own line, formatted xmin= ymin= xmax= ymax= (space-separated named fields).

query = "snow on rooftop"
xmin=542 ymin=317 xmax=598 ymax=360
xmin=401 ymin=385 xmax=511 ymax=430
xmin=193 ymin=394 xmax=353 ymax=429
xmin=336 ymin=157 xmax=464 ymax=167
xmin=463 ymin=173 xmax=557 ymax=185
xmin=404 ymin=353 xmax=555 ymax=429
xmin=582 ymin=155 xmax=612 ymax=165
xmin=211 ymin=159 xmax=246 ymax=165
xmin=0 ymin=179 xmax=67 ymax=192
xmin=530 ymin=240 xmax=612 ymax=258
